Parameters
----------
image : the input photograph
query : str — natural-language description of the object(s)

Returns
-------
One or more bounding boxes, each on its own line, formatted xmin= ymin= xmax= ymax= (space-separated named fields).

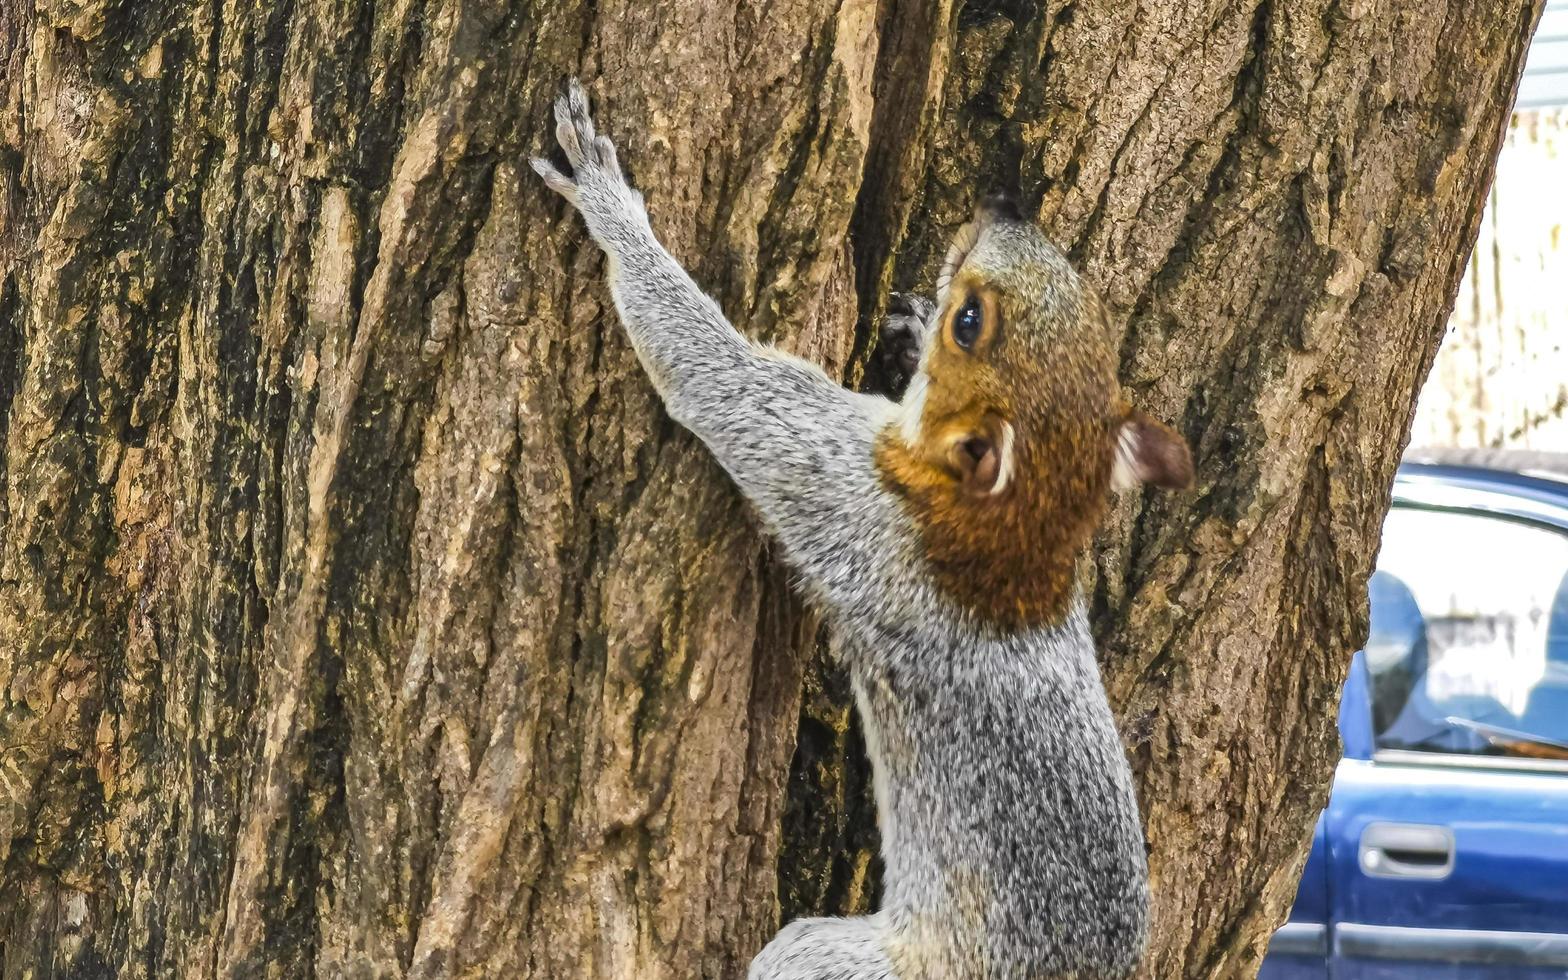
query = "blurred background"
xmin=1411 ymin=0 xmax=1568 ymax=450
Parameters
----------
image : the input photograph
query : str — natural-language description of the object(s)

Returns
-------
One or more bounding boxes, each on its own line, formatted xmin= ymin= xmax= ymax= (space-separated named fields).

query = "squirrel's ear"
xmin=936 ymin=220 xmax=980 ymax=303
xmin=1112 ymin=410 xmax=1193 ymax=491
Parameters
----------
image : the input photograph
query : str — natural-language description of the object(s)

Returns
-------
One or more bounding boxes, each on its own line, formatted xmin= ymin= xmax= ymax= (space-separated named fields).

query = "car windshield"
xmin=1365 ymin=505 xmax=1568 ymax=759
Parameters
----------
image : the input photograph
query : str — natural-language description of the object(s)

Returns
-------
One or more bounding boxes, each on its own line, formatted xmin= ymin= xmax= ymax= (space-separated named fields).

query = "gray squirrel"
xmin=533 ymin=79 xmax=1193 ymax=980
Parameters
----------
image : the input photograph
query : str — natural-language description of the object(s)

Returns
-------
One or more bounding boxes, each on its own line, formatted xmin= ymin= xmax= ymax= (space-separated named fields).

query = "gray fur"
xmin=534 ymin=80 xmax=1148 ymax=980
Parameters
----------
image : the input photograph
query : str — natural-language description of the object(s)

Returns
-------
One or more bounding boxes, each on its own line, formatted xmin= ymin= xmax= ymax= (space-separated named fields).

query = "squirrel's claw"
xmin=882 ymin=292 xmax=934 ymax=368
xmin=885 ymin=292 xmax=936 ymax=327
xmin=530 ymin=157 xmax=577 ymax=203
xmin=875 ymin=292 xmax=935 ymax=399
xmin=554 ymin=79 xmax=593 ymax=166
xmin=536 ymin=78 xmax=627 ymax=208
xmin=593 ymin=134 xmax=620 ymax=172
xmin=551 ymin=78 xmax=620 ymax=171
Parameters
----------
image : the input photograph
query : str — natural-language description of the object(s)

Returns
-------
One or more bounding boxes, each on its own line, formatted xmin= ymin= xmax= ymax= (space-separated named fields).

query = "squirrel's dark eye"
xmin=953 ymin=297 xmax=983 ymax=350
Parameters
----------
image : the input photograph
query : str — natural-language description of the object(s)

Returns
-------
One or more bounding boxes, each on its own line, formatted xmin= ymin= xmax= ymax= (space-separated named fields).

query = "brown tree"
xmin=0 ymin=0 xmax=1543 ymax=976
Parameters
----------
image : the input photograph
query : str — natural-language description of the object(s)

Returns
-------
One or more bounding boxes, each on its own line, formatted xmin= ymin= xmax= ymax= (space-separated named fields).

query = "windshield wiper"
xmin=1445 ymin=717 xmax=1568 ymax=761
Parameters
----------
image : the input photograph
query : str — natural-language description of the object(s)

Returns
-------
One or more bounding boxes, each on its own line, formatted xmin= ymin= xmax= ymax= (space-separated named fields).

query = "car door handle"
xmin=1359 ymin=822 xmax=1455 ymax=880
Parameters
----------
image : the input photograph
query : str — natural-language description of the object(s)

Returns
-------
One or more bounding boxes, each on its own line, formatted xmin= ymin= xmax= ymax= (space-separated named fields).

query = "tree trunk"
xmin=0 ymin=0 xmax=1541 ymax=977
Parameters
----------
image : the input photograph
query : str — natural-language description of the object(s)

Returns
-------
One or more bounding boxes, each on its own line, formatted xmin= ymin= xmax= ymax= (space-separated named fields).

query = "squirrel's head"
xmin=876 ymin=193 xmax=1193 ymax=630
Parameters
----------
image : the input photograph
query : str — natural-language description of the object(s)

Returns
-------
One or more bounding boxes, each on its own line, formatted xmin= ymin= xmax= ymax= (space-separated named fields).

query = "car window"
xmin=1366 ymin=506 xmax=1568 ymax=760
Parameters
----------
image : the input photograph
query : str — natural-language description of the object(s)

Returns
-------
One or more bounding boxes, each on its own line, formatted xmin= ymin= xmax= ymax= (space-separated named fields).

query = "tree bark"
xmin=0 ymin=0 xmax=1541 ymax=978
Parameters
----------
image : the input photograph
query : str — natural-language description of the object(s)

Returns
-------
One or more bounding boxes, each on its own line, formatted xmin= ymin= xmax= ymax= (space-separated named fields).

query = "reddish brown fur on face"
xmin=875 ymin=267 xmax=1125 ymax=632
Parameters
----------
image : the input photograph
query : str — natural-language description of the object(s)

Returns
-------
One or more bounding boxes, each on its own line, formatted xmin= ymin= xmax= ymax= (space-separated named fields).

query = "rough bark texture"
xmin=0 ymin=0 xmax=1542 ymax=978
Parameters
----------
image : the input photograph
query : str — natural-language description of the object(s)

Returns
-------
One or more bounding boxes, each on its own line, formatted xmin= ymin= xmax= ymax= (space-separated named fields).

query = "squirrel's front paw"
xmin=874 ymin=292 xmax=935 ymax=398
xmin=531 ymin=79 xmax=643 ymax=235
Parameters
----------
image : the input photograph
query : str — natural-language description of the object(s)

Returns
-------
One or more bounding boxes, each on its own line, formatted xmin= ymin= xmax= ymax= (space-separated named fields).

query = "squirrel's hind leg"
xmin=748 ymin=913 xmax=898 ymax=980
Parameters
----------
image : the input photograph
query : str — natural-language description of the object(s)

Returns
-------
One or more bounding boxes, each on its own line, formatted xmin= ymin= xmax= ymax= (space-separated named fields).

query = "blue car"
xmin=1260 ymin=454 xmax=1568 ymax=980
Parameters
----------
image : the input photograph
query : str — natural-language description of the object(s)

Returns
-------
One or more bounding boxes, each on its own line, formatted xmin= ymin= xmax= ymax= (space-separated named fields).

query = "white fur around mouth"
xmin=990 ymin=420 xmax=1016 ymax=495
xmin=899 ymin=370 xmax=929 ymax=446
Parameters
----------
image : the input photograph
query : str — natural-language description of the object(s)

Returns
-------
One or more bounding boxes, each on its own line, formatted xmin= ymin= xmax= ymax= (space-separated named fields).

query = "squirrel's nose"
xmin=976 ymin=189 xmax=1024 ymax=225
